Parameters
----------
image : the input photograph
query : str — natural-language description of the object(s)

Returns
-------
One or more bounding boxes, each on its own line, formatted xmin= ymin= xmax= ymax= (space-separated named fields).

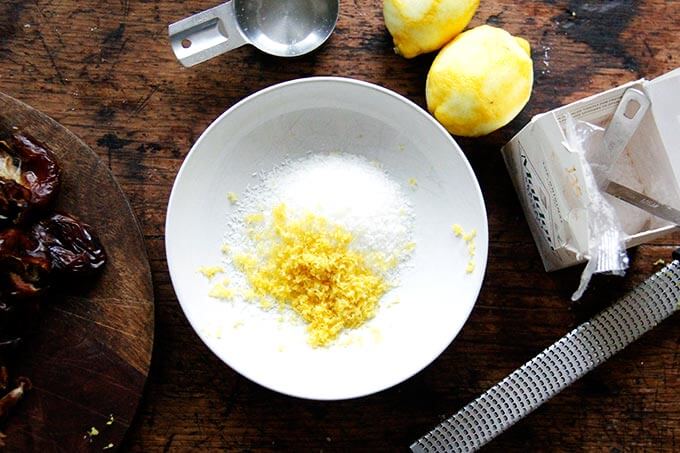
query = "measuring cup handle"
xmin=168 ymin=1 xmax=247 ymax=68
xmin=596 ymin=87 xmax=651 ymax=186
xmin=602 ymin=88 xmax=651 ymax=156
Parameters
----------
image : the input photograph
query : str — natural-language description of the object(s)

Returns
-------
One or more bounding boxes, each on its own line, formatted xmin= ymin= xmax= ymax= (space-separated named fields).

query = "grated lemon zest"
xmin=454 ymin=224 xmax=478 ymax=274
xmin=227 ymin=192 xmax=239 ymax=204
xmin=242 ymin=289 xmax=257 ymax=302
xmin=198 ymin=265 xmax=223 ymax=279
xmin=466 ymin=260 xmax=475 ymax=274
xmin=463 ymin=229 xmax=477 ymax=242
xmin=234 ymin=203 xmax=395 ymax=347
xmin=245 ymin=212 xmax=265 ymax=224
xmin=209 ymin=282 xmax=234 ymax=300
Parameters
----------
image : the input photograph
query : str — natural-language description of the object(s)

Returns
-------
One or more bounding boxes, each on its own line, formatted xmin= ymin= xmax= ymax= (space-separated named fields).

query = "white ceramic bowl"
xmin=166 ymin=77 xmax=488 ymax=400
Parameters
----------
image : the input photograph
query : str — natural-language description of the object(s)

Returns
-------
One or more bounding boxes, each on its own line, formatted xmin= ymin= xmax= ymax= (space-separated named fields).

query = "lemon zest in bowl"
xmin=227 ymin=191 xmax=239 ymax=204
xmin=463 ymin=228 xmax=477 ymax=242
xmin=245 ymin=212 xmax=265 ymax=224
xmin=198 ymin=265 xmax=224 ymax=279
xmin=453 ymin=224 xmax=478 ymax=274
xmin=465 ymin=260 xmax=476 ymax=274
xmin=234 ymin=203 xmax=396 ymax=347
xmin=209 ymin=280 xmax=234 ymax=300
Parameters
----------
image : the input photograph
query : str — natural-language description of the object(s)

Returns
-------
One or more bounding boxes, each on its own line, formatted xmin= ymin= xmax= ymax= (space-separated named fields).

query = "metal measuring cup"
xmin=169 ymin=0 xmax=339 ymax=67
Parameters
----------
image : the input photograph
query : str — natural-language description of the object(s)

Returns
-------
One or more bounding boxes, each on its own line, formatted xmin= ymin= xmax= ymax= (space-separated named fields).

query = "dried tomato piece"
xmin=0 ymin=178 xmax=31 ymax=227
xmin=0 ymin=134 xmax=61 ymax=225
xmin=31 ymin=213 xmax=106 ymax=274
xmin=0 ymin=228 xmax=51 ymax=299
xmin=5 ymin=135 xmax=61 ymax=209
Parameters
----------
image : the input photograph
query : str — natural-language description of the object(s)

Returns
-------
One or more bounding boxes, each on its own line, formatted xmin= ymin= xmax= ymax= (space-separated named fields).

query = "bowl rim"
xmin=165 ymin=76 xmax=488 ymax=400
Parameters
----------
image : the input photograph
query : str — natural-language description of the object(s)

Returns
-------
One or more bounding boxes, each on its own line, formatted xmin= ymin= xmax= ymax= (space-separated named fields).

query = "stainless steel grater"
xmin=411 ymin=249 xmax=680 ymax=453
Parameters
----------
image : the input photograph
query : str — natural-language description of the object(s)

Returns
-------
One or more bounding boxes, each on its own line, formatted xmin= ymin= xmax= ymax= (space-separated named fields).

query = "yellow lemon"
xmin=426 ymin=25 xmax=533 ymax=137
xmin=383 ymin=0 xmax=479 ymax=58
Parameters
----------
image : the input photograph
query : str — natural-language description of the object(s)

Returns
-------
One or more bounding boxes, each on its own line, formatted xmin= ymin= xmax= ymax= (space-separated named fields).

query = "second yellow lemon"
xmin=383 ymin=0 xmax=479 ymax=58
xmin=426 ymin=25 xmax=534 ymax=137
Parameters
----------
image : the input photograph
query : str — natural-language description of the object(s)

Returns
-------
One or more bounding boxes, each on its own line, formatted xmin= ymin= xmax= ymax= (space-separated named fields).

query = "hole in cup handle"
xmin=623 ymin=99 xmax=641 ymax=119
xmin=601 ymin=88 xmax=651 ymax=162
xmin=619 ymin=88 xmax=651 ymax=122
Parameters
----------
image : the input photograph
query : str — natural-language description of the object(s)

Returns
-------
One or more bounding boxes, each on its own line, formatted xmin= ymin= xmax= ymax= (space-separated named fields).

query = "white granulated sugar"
xmin=222 ymin=153 xmax=415 ymax=289
xmin=276 ymin=154 xmax=413 ymax=257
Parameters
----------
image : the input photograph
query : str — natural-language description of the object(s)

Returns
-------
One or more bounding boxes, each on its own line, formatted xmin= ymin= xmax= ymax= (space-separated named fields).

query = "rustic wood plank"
xmin=1 ymin=0 xmax=678 ymax=451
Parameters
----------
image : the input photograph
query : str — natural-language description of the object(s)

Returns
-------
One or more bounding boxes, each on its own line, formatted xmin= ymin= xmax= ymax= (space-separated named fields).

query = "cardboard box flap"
xmin=645 ymin=69 xmax=680 ymax=196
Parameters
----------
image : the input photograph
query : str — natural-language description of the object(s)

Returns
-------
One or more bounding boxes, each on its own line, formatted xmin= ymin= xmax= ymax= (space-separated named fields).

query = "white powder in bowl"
xmin=223 ymin=152 xmax=415 ymax=292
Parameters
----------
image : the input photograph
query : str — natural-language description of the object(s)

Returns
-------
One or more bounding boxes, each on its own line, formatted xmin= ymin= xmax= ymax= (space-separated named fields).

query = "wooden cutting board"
xmin=0 ymin=92 xmax=154 ymax=451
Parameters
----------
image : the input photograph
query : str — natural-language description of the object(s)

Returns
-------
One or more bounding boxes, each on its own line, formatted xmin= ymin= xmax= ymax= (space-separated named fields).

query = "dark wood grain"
xmin=0 ymin=93 xmax=154 ymax=452
xmin=0 ymin=0 xmax=678 ymax=451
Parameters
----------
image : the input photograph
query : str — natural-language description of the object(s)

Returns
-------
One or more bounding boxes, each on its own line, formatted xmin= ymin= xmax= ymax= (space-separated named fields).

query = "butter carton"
xmin=502 ymin=68 xmax=680 ymax=271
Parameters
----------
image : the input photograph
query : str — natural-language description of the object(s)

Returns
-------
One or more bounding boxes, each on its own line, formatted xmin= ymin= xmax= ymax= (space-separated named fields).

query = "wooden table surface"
xmin=1 ymin=0 xmax=678 ymax=451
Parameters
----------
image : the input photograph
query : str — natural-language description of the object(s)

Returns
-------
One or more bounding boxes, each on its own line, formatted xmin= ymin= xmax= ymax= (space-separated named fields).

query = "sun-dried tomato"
xmin=0 ymin=178 xmax=31 ymax=227
xmin=31 ymin=213 xmax=106 ymax=274
xmin=0 ymin=228 xmax=51 ymax=299
xmin=0 ymin=131 xmax=107 ymax=444
xmin=0 ymin=134 xmax=61 ymax=226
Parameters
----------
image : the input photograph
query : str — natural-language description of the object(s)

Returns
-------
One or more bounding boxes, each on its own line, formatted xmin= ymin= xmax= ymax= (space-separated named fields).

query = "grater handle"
xmin=411 ymin=257 xmax=680 ymax=453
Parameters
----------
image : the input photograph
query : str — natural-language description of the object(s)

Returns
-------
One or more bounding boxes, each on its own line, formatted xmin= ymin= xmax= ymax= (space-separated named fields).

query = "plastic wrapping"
xmin=563 ymin=115 xmax=629 ymax=300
